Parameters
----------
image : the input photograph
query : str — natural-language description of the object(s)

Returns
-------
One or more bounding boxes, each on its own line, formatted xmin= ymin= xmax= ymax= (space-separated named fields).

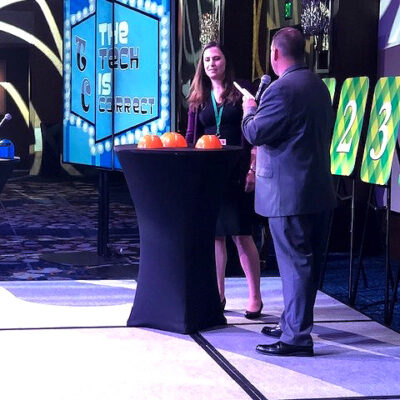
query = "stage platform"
xmin=0 ymin=277 xmax=399 ymax=400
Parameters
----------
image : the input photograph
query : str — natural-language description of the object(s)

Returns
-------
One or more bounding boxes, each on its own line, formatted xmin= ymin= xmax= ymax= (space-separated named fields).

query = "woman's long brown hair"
xmin=187 ymin=41 xmax=241 ymax=110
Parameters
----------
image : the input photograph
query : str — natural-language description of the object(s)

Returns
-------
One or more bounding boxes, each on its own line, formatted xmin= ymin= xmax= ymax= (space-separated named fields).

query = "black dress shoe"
xmin=256 ymin=341 xmax=314 ymax=357
xmin=244 ymin=302 xmax=263 ymax=319
xmin=261 ymin=324 xmax=282 ymax=338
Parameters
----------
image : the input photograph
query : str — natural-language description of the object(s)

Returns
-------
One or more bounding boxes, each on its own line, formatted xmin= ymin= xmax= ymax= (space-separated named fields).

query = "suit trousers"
xmin=268 ymin=211 xmax=330 ymax=346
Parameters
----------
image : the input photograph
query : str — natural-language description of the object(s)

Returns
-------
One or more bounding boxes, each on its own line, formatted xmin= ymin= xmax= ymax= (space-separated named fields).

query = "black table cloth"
xmin=115 ymin=145 xmax=241 ymax=334
xmin=0 ymin=157 xmax=19 ymax=194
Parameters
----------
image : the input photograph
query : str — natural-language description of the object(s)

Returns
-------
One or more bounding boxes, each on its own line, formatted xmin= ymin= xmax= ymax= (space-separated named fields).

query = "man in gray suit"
xmin=242 ymin=27 xmax=336 ymax=356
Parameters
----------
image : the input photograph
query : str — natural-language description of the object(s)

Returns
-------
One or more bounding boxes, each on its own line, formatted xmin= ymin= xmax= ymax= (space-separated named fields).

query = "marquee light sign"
xmin=63 ymin=0 xmax=172 ymax=169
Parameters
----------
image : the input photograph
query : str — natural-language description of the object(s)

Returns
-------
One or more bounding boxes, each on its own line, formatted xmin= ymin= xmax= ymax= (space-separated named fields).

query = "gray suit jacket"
xmin=242 ymin=64 xmax=336 ymax=217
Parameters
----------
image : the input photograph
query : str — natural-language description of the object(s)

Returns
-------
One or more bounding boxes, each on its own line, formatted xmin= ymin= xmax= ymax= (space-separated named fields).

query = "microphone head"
xmin=260 ymin=75 xmax=271 ymax=85
xmin=4 ymin=113 xmax=11 ymax=120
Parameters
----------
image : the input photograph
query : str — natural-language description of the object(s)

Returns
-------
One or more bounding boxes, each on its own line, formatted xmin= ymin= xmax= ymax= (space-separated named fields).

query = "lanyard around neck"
xmin=211 ymin=91 xmax=224 ymax=137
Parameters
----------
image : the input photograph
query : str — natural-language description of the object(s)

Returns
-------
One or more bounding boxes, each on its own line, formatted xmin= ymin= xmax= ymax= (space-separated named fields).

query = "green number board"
xmin=322 ymin=77 xmax=336 ymax=104
xmin=360 ymin=77 xmax=400 ymax=185
xmin=330 ymin=77 xmax=369 ymax=176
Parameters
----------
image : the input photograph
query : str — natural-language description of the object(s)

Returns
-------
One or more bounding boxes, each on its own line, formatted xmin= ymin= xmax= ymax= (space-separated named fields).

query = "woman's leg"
xmin=232 ymin=235 xmax=262 ymax=311
xmin=215 ymin=236 xmax=227 ymax=302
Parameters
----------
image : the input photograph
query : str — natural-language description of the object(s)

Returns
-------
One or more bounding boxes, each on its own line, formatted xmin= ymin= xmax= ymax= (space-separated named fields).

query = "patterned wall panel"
xmin=252 ymin=0 xmax=301 ymax=82
xmin=0 ymin=1 xmax=63 ymax=170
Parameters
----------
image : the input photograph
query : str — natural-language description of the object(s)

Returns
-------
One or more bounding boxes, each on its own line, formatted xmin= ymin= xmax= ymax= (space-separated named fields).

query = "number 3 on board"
xmin=369 ymin=102 xmax=392 ymax=161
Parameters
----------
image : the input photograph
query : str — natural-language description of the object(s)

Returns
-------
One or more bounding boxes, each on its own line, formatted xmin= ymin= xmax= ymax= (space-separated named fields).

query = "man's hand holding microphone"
xmin=235 ymin=75 xmax=271 ymax=113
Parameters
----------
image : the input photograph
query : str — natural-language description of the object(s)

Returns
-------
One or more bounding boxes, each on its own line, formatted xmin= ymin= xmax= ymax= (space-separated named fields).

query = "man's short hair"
xmin=272 ymin=27 xmax=305 ymax=61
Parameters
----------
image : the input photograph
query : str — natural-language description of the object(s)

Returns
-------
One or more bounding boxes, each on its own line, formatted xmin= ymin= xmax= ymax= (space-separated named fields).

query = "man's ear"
xmin=272 ymin=47 xmax=279 ymax=62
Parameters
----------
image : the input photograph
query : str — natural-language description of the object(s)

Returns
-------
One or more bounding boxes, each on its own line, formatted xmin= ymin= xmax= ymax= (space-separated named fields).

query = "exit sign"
xmin=284 ymin=0 xmax=293 ymax=20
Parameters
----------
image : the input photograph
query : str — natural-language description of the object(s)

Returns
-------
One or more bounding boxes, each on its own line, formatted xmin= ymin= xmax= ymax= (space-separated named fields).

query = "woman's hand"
xmin=244 ymin=170 xmax=255 ymax=193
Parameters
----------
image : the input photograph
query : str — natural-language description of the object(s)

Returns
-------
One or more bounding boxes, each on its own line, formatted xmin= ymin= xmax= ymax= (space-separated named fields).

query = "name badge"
xmin=220 ymin=139 xmax=227 ymax=146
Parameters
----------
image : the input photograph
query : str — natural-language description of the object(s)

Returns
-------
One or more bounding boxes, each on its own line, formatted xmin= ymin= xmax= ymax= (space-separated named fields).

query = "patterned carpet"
xmin=0 ymin=173 xmax=139 ymax=281
xmin=322 ymin=253 xmax=400 ymax=333
xmin=0 ymin=172 xmax=398 ymax=333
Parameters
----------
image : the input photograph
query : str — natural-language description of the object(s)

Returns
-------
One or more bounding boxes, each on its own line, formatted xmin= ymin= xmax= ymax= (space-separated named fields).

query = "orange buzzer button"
xmin=137 ymin=134 xmax=163 ymax=149
xmin=195 ymin=134 xmax=222 ymax=149
xmin=160 ymin=132 xmax=188 ymax=148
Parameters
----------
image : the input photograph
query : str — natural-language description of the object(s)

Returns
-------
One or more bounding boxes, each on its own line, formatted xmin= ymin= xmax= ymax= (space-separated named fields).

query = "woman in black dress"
xmin=186 ymin=42 xmax=262 ymax=318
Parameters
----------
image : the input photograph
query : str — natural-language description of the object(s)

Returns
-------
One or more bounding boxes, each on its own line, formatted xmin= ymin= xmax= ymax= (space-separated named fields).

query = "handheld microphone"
xmin=0 ymin=113 xmax=12 ymax=128
xmin=254 ymin=75 xmax=271 ymax=103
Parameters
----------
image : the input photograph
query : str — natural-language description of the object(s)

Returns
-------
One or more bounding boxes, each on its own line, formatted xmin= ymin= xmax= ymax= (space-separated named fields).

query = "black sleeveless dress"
xmin=197 ymin=98 xmax=253 ymax=236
